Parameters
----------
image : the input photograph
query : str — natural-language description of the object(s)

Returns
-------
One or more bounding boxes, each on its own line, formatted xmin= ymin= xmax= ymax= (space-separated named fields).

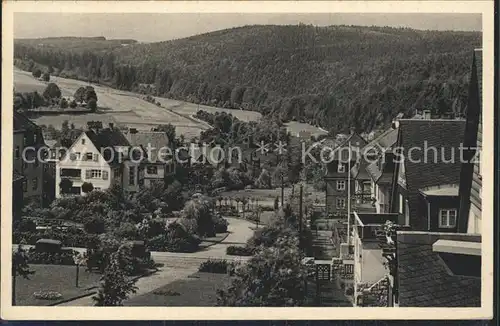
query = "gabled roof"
xmin=13 ymin=111 xmax=41 ymax=132
xmin=85 ymin=128 xmax=130 ymax=149
xmin=397 ymin=231 xmax=481 ymax=307
xmin=124 ymin=131 xmax=170 ymax=163
xmin=361 ymin=128 xmax=398 ymax=183
xmin=395 ymin=119 xmax=465 ymax=224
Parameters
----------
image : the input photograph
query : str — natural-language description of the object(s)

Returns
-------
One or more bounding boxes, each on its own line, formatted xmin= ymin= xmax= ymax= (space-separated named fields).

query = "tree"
xmin=12 ymin=245 xmax=35 ymax=305
xmin=217 ymin=234 xmax=307 ymax=306
xmin=32 ymin=68 xmax=42 ymax=78
xmin=92 ymin=247 xmax=138 ymax=306
xmin=84 ymin=216 xmax=106 ymax=234
xmin=74 ymin=87 xmax=86 ymax=103
xmin=43 ymin=83 xmax=62 ymax=100
xmin=154 ymin=124 xmax=176 ymax=143
xmin=87 ymin=99 xmax=97 ymax=112
xmin=85 ymin=86 xmax=98 ymax=102
xmin=69 ymin=100 xmax=78 ymax=108
xmin=82 ymin=182 xmax=94 ymax=194
xmin=59 ymin=97 xmax=69 ymax=109
xmin=59 ymin=178 xmax=73 ymax=195
xmin=42 ymin=72 xmax=50 ymax=82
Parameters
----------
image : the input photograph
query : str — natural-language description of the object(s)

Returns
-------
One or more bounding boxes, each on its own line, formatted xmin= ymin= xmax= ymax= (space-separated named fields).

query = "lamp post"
xmin=73 ymin=253 xmax=86 ymax=288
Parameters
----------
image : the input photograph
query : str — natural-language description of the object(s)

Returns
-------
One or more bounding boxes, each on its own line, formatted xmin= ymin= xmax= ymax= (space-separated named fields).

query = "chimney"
xmin=423 ymin=110 xmax=431 ymax=119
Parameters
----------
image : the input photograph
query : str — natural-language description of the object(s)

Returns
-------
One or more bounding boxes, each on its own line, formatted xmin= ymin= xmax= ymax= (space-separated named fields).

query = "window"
xmin=129 ymin=167 xmax=136 ymax=185
xmin=337 ymin=180 xmax=346 ymax=191
xmin=23 ymin=136 xmax=27 ymax=146
xmin=86 ymin=169 xmax=103 ymax=179
xmin=103 ymin=171 xmax=109 ymax=180
xmin=336 ymin=198 xmax=346 ymax=209
xmin=75 ymin=152 xmax=81 ymax=160
xmin=439 ymin=209 xmax=457 ymax=228
xmin=15 ymin=146 xmax=20 ymax=159
xmin=85 ymin=152 xmax=93 ymax=161
xmin=82 ymin=138 xmax=86 ymax=145
xmin=147 ymin=166 xmax=158 ymax=175
xmin=405 ymin=200 xmax=410 ymax=226
xmin=93 ymin=154 xmax=99 ymax=162
xmin=32 ymin=178 xmax=38 ymax=190
xmin=399 ymin=194 xmax=404 ymax=214
xmin=338 ymin=164 xmax=345 ymax=173
xmin=22 ymin=180 xmax=27 ymax=192
xmin=60 ymin=168 xmax=82 ymax=178
xmin=114 ymin=169 xmax=121 ymax=179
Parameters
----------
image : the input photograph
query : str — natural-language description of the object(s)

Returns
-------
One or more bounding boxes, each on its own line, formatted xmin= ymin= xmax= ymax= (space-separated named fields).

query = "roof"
xmin=419 ymin=184 xmax=459 ymax=197
xmin=85 ymin=128 xmax=130 ymax=149
xmin=330 ymin=133 xmax=367 ymax=162
xmin=396 ymin=119 xmax=466 ymax=227
xmin=124 ymin=131 xmax=170 ymax=162
xmin=397 ymin=232 xmax=481 ymax=307
xmin=13 ymin=111 xmax=40 ymax=132
xmin=474 ymin=48 xmax=482 ymax=108
xmin=362 ymin=128 xmax=398 ymax=183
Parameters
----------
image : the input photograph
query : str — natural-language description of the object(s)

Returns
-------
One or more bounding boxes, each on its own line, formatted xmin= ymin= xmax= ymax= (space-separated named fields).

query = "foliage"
xmin=25 ymin=248 xmax=77 ymax=265
xmin=84 ymin=216 xmax=106 ymax=234
xmin=199 ymin=259 xmax=233 ymax=274
xmin=148 ymin=222 xmax=201 ymax=253
xmin=217 ymin=235 xmax=307 ymax=306
xmin=14 ymin=218 xmax=37 ymax=232
xmin=226 ymin=246 xmax=254 ymax=256
xmin=59 ymin=178 xmax=73 ymax=194
xmin=42 ymin=72 xmax=50 ymax=82
xmin=42 ymin=83 xmax=61 ymax=100
xmin=59 ymin=97 xmax=69 ymax=108
xmin=12 ymin=246 xmax=35 ymax=279
xmin=213 ymin=215 xmax=229 ymax=233
xmin=181 ymin=196 xmax=216 ymax=237
xmin=87 ymin=99 xmax=97 ymax=112
xmin=32 ymin=68 xmax=42 ymax=78
xmin=14 ymin=26 xmax=479 ymax=133
xmin=93 ymin=248 xmax=138 ymax=306
xmin=81 ymin=182 xmax=94 ymax=194
xmin=254 ymin=169 xmax=272 ymax=189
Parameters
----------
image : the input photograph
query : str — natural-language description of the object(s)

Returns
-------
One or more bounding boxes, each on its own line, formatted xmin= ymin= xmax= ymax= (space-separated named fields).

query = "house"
xmin=324 ymin=133 xmax=367 ymax=217
xmin=364 ymin=128 xmax=399 ymax=214
xmin=389 ymin=119 xmax=466 ymax=231
xmin=56 ymin=123 xmax=140 ymax=197
xmin=458 ymin=48 xmax=483 ymax=234
xmin=395 ymin=231 xmax=481 ymax=307
xmin=352 ymin=212 xmax=401 ymax=306
xmin=123 ymin=128 xmax=175 ymax=188
xmin=13 ymin=112 xmax=45 ymax=205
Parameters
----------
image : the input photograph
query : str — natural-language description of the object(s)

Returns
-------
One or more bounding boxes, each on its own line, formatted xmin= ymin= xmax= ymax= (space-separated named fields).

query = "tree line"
xmin=14 ymin=24 xmax=481 ymax=134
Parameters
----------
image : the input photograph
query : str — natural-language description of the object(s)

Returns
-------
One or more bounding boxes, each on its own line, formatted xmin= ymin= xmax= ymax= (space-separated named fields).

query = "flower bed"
xmin=33 ymin=290 xmax=63 ymax=301
xmin=198 ymin=259 xmax=233 ymax=274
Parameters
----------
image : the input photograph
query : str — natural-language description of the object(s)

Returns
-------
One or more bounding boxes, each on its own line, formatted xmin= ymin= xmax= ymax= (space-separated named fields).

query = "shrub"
xmin=113 ymin=222 xmax=139 ymax=240
xmin=148 ymin=222 xmax=200 ymax=253
xmin=84 ymin=217 xmax=106 ymax=234
xmin=14 ymin=218 xmax=36 ymax=232
xmin=26 ymin=248 xmax=77 ymax=265
xmin=226 ymin=246 xmax=254 ymax=256
xmin=32 ymin=68 xmax=42 ymax=78
xmin=199 ymin=259 xmax=233 ymax=274
xmin=213 ymin=216 xmax=229 ymax=233
xmin=246 ymin=225 xmax=282 ymax=249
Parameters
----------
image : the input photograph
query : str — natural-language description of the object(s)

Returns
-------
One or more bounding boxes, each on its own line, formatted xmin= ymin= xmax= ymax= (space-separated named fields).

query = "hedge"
xmin=226 ymin=245 xmax=254 ymax=256
xmin=198 ymin=259 xmax=233 ymax=274
xmin=26 ymin=248 xmax=77 ymax=265
xmin=13 ymin=230 xmax=98 ymax=248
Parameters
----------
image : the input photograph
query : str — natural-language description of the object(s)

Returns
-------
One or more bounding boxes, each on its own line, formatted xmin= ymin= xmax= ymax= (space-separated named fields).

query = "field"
xmin=14 ymin=68 xmax=327 ymax=139
xmin=14 ymin=264 xmax=100 ymax=306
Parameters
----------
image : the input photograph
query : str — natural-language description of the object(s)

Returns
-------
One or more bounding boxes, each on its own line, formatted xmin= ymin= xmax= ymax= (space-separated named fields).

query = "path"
xmin=55 ymin=217 xmax=254 ymax=306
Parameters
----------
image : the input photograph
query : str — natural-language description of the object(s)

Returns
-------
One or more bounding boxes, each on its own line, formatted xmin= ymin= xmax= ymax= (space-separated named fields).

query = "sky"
xmin=14 ymin=13 xmax=481 ymax=42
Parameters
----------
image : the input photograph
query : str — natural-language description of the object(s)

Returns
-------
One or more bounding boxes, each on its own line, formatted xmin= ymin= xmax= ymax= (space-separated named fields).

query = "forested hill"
xmin=14 ymin=25 xmax=481 ymax=133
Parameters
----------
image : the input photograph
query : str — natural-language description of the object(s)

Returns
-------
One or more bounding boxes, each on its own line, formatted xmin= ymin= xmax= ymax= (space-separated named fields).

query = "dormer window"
xmin=82 ymin=138 xmax=86 ymax=145
xmin=338 ymin=164 xmax=345 ymax=173
xmin=439 ymin=209 xmax=457 ymax=228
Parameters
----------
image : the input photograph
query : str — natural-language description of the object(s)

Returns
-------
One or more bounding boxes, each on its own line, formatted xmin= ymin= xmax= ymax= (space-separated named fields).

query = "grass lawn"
xmin=125 ymin=272 xmax=229 ymax=306
xmin=14 ymin=264 xmax=101 ymax=306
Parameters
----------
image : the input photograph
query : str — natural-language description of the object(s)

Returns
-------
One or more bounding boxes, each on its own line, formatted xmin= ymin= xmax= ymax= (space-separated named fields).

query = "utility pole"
xmin=299 ymin=184 xmax=303 ymax=251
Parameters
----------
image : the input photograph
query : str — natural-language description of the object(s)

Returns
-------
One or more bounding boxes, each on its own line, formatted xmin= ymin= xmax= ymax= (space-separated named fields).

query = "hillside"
xmin=13 ymin=25 xmax=481 ymax=133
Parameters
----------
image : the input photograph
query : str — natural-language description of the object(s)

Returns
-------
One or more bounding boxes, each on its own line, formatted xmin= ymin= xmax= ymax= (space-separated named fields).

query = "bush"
xmin=14 ymin=218 xmax=36 ymax=232
xmin=13 ymin=229 xmax=98 ymax=248
xmin=226 ymin=245 xmax=254 ymax=256
xmin=246 ymin=225 xmax=282 ymax=249
xmin=32 ymin=68 xmax=42 ymax=78
xmin=199 ymin=259 xmax=233 ymax=274
xmin=26 ymin=248 xmax=77 ymax=265
xmin=84 ymin=217 xmax=105 ymax=234
xmin=213 ymin=216 xmax=229 ymax=233
xmin=148 ymin=222 xmax=200 ymax=253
